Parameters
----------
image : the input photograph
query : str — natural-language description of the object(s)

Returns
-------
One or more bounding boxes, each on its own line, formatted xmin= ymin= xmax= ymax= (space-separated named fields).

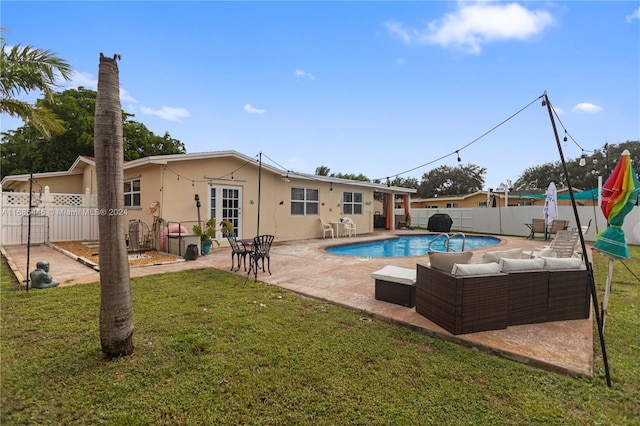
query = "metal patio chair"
xmin=245 ymin=235 xmax=275 ymax=283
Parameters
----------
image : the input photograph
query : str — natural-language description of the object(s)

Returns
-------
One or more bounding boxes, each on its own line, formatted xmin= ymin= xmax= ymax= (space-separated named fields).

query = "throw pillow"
xmin=428 ymin=251 xmax=473 ymax=272
xmin=481 ymin=248 xmax=523 ymax=263
xmin=541 ymin=257 xmax=584 ymax=270
xmin=452 ymin=262 xmax=501 ymax=276
xmin=499 ymin=258 xmax=545 ymax=272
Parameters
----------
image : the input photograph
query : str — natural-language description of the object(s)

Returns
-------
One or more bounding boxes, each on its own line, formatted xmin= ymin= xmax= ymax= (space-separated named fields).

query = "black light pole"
xmin=543 ymin=92 xmax=611 ymax=387
xmin=195 ymin=194 xmax=201 ymax=228
xmin=257 ymin=152 xmax=262 ymax=237
xmin=25 ymin=172 xmax=33 ymax=291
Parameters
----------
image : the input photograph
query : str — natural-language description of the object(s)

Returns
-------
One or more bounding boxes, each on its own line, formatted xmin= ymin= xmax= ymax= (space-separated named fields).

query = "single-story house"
xmin=409 ymin=188 xmax=597 ymax=209
xmin=1 ymin=151 xmax=416 ymax=244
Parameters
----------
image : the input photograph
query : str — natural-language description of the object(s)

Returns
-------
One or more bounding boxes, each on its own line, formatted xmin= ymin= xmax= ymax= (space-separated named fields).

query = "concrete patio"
xmin=2 ymin=231 xmax=594 ymax=378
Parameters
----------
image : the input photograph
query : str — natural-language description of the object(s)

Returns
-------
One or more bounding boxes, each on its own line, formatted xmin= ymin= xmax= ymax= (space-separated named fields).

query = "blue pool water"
xmin=325 ymin=235 xmax=501 ymax=258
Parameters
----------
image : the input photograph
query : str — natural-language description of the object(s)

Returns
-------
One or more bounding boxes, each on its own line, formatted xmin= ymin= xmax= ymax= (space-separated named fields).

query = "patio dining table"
xmin=330 ymin=221 xmax=346 ymax=238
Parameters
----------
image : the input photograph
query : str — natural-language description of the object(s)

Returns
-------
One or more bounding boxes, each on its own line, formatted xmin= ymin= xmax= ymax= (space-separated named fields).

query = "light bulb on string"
xmin=456 ymin=151 xmax=461 ymax=162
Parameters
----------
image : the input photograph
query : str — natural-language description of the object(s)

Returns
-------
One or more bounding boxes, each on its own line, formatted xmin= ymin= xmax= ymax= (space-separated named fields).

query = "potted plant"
xmin=192 ymin=219 xmax=233 ymax=254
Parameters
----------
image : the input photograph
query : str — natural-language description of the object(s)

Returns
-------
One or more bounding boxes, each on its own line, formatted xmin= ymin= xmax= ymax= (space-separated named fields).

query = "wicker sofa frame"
xmin=415 ymin=264 xmax=590 ymax=335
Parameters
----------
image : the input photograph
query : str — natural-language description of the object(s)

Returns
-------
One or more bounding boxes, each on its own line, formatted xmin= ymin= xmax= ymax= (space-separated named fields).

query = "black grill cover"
xmin=427 ymin=214 xmax=453 ymax=232
xmin=184 ymin=244 xmax=199 ymax=261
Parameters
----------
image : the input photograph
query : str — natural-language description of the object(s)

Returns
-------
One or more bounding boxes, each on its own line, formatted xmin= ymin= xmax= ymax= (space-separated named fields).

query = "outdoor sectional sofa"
xmin=415 ymin=252 xmax=591 ymax=335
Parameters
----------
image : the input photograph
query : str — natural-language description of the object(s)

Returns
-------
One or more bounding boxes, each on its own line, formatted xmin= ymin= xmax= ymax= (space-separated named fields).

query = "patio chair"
xmin=547 ymin=219 xmax=569 ymax=239
xmin=246 ymin=235 xmax=275 ymax=283
xmin=227 ymin=233 xmax=250 ymax=272
xmin=577 ymin=219 xmax=592 ymax=235
xmin=527 ymin=218 xmax=546 ymax=240
xmin=319 ymin=218 xmax=334 ymax=239
xmin=342 ymin=217 xmax=356 ymax=237
xmin=526 ymin=230 xmax=581 ymax=259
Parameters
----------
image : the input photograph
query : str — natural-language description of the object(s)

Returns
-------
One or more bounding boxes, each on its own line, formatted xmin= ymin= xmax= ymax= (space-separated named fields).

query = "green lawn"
xmin=1 ymin=247 xmax=638 ymax=425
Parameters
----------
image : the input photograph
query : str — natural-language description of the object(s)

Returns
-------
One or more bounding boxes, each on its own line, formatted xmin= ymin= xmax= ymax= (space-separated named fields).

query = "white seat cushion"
xmin=541 ymin=257 xmax=584 ymax=270
xmin=481 ymin=248 xmax=523 ymax=263
xmin=371 ymin=266 xmax=416 ymax=286
xmin=499 ymin=258 xmax=545 ymax=272
xmin=452 ymin=262 xmax=501 ymax=276
xmin=428 ymin=251 xmax=473 ymax=272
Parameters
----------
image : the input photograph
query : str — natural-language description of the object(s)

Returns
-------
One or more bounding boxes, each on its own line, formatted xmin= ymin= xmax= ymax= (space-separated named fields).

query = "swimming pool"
xmin=325 ymin=234 xmax=501 ymax=258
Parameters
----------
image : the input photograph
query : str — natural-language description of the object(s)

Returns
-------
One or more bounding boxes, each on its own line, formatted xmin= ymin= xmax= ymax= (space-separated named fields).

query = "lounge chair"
xmin=527 ymin=218 xmax=546 ymax=240
xmin=547 ymin=219 xmax=569 ymax=239
xmin=526 ymin=230 xmax=581 ymax=259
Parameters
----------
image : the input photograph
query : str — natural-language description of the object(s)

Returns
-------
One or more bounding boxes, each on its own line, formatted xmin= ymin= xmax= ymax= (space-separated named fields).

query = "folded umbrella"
xmin=593 ymin=150 xmax=640 ymax=333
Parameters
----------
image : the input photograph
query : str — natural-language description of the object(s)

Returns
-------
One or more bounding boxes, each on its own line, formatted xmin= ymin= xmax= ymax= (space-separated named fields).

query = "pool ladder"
xmin=428 ymin=232 xmax=466 ymax=252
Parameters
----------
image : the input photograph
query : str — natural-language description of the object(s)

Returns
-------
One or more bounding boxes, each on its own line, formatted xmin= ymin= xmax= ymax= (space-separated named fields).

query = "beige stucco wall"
xmin=2 ymin=154 xmax=409 ymax=244
xmin=146 ymin=157 xmax=378 ymax=242
xmin=8 ymin=174 xmax=84 ymax=194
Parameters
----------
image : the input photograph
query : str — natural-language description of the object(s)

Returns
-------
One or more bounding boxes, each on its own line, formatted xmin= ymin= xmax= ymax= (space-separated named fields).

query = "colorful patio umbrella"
xmin=543 ymin=182 xmax=559 ymax=225
xmin=593 ymin=150 xmax=640 ymax=332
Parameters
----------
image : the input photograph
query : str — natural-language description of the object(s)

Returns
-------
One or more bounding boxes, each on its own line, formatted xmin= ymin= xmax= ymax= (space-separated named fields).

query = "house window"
xmin=124 ymin=178 xmax=140 ymax=207
xmin=291 ymin=188 xmax=318 ymax=215
xmin=343 ymin=192 xmax=363 ymax=215
xmin=445 ymin=202 xmax=459 ymax=208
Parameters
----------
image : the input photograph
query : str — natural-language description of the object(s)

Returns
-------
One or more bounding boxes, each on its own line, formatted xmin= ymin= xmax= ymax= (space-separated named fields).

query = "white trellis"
xmin=1 ymin=187 xmax=98 ymax=245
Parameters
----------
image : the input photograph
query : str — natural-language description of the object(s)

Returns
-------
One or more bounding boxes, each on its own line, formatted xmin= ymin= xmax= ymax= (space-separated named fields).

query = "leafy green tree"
xmin=0 ymin=32 xmax=72 ymax=139
xmin=1 ymin=88 xmax=186 ymax=178
xmin=417 ymin=163 xmax=486 ymax=198
xmin=513 ymin=141 xmax=640 ymax=190
xmin=388 ymin=176 xmax=419 ymax=189
xmin=330 ymin=172 xmax=370 ymax=181
xmin=315 ymin=165 xmax=330 ymax=176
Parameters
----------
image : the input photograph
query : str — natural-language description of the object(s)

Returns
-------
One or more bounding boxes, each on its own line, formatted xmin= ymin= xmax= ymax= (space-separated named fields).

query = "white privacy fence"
xmin=403 ymin=204 xmax=640 ymax=244
xmin=1 ymin=188 xmax=99 ymax=245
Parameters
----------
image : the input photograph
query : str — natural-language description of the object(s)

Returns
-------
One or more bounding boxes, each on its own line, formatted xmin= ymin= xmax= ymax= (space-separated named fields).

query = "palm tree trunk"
xmin=94 ymin=53 xmax=134 ymax=358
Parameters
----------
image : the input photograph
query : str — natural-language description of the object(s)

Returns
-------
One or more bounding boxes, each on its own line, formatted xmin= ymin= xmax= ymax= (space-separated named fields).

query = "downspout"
xmin=403 ymin=194 xmax=412 ymax=227
xmin=385 ymin=194 xmax=392 ymax=230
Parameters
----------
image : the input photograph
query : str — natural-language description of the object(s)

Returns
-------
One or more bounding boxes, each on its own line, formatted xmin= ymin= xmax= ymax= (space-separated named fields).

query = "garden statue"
xmin=30 ymin=261 xmax=60 ymax=289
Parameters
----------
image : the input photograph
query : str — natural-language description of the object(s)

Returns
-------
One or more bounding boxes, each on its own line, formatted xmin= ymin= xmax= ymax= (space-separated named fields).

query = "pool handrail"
xmin=428 ymin=232 xmax=466 ymax=252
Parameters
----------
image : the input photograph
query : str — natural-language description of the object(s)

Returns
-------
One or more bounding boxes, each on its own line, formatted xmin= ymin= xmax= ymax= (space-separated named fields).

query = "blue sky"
xmin=2 ymin=1 xmax=639 ymax=189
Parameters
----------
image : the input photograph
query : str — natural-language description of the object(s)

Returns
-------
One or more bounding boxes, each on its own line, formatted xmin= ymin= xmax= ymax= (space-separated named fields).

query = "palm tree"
xmin=94 ymin=53 xmax=134 ymax=358
xmin=0 ymin=31 xmax=72 ymax=138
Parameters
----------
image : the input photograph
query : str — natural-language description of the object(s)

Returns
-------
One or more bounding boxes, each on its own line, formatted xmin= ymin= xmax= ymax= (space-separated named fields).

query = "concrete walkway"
xmin=2 ymin=231 xmax=594 ymax=378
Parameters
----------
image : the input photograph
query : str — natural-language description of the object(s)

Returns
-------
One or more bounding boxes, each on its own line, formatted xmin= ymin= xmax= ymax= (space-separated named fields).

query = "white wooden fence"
xmin=403 ymin=204 xmax=640 ymax=244
xmin=1 ymin=187 xmax=99 ymax=245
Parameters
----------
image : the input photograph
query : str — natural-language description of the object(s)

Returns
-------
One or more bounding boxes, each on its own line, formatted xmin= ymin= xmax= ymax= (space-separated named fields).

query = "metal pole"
xmin=543 ymin=92 xmax=611 ymax=387
xmin=25 ymin=172 xmax=33 ymax=291
xmin=257 ymin=152 xmax=262 ymax=236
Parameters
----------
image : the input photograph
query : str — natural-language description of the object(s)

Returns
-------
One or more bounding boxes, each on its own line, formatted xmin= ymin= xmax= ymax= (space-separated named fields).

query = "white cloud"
xmin=244 ymin=104 xmax=267 ymax=114
xmin=295 ymin=69 xmax=315 ymax=80
xmin=140 ymin=106 xmax=190 ymax=122
xmin=395 ymin=57 xmax=406 ymax=65
xmin=63 ymin=71 xmax=97 ymax=90
xmin=119 ymin=88 xmax=138 ymax=104
xmin=386 ymin=1 xmax=555 ymax=54
xmin=625 ymin=7 xmax=640 ymax=23
xmin=572 ymin=102 xmax=603 ymax=114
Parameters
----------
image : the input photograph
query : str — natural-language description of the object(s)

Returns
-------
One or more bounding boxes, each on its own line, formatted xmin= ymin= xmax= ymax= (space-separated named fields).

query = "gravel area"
xmin=53 ymin=241 xmax=182 ymax=267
